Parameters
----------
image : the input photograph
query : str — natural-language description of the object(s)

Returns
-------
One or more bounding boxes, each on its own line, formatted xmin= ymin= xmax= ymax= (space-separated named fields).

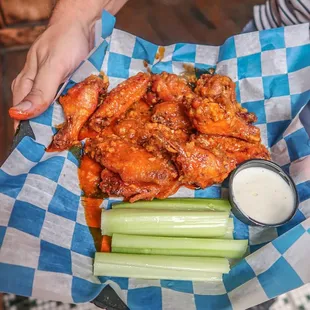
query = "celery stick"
xmin=111 ymin=234 xmax=247 ymax=258
xmin=102 ymin=209 xmax=229 ymax=237
xmin=112 ymin=247 xmax=246 ymax=258
xmin=95 ymin=253 xmax=229 ymax=272
xmin=94 ymin=263 xmax=223 ymax=282
xmin=223 ymin=218 xmax=234 ymax=239
xmin=112 ymin=198 xmax=231 ymax=212
xmin=94 ymin=253 xmax=229 ymax=281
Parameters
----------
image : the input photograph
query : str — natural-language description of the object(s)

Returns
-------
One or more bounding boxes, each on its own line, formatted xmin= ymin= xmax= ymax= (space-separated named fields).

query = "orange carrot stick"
xmin=101 ymin=235 xmax=112 ymax=252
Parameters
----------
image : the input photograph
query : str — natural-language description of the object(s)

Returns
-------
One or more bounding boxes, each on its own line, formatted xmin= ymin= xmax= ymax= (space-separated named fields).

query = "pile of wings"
xmin=48 ymin=71 xmax=270 ymax=202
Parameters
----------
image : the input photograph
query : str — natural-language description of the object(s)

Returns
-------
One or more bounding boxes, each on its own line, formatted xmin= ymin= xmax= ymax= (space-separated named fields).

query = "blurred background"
xmin=0 ymin=0 xmax=265 ymax=165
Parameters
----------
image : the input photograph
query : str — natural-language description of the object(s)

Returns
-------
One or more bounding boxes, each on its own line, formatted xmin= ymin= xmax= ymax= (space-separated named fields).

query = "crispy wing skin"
xmin=110 ymin=100 xmax=151 ymax=145
xmin=100 ymin=169 xmax=179 ymax=202
xmin=151 ymin=101 xmax=193 ymax=132
xmin=237 ymin=109 xmax=257 ymax=124
xmin=195 ymin=134 xmax=270 ymax=164
xmin=195 ymin=74 xmax=236 ymax=102
xmin=89 ymin=72 xmax=151 ymax=132
xmin=145 ymin=72 xmax=192 ymax=105
xmin=144 ymin=122 xmax=189 ymax=156
xmin=161 ymin=138 xmax=236 ymax=188
xmin=100 ymin=169 xmax=156 ymax=200
xmin=195 ymin=73 xmax=258 ymax=123
xmin=185 ymin=75 xmax=261 ymax=142
xmin=47 ymin=75 xmax=108 ymax=152
xmin=187 ymin=96 xmax=261 ymax=142
xmin=85 ymin=135 xmax=179 ymax=202
xmin=145 ymin=101 xmax=193 ymax=156
xmin=100 ymin=169 xmax=180 ymax=202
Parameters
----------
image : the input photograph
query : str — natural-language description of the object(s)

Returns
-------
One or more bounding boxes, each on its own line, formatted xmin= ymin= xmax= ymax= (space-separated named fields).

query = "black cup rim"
xmin=228 ymin=159 xmax=299 ymax=227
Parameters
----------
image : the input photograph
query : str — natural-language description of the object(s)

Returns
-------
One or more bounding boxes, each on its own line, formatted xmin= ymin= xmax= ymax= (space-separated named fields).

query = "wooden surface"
xmin=117 ymin=0 xmax=264 ymax=45
xmin=0 ymin=0 xmax=53 ymax=47
xmin=0 ymin=48 xmax=28 ymax=164
xmin=0 ymin=0 xmax=264 ymax=165
xmin=1 ymin=0 xmax=53 ymax=24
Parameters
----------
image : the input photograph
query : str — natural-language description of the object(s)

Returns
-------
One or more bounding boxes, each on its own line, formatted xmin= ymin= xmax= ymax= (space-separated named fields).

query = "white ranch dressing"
xmin=232 ymin=167 xmax=295 ymax=225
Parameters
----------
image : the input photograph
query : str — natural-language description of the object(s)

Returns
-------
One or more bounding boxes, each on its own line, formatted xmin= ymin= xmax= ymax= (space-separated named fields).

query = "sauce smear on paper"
xmin=78 ymin=155 xmax=105 ymax=250
xmin=156 ymin=46 xmax=165 ymax=61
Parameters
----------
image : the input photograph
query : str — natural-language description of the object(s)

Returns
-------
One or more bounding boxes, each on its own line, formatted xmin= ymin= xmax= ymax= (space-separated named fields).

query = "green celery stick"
xmin=102 ymin=209 xmax=230 ymax=237
xmin=111 ymin=234 xmax=247 ymax=259
xmin=94 ymin=252 xmax=229 ymax=281
xmin=112 ymin=198 xmax=231 ymax=212
xmin=223 ymin=218 xmax=234 ymax=239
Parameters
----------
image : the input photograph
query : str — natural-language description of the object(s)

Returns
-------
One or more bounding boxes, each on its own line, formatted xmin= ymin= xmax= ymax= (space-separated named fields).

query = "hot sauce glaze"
xmin=78 ymin=154 xmax=105 ymax=251
xmin=79 ymin=155 xmax=102 ymax=196
xmin=81 ymin=197 xmax=103 ymax=228
xmin=79 ymin=126 xmax=98 ymax=140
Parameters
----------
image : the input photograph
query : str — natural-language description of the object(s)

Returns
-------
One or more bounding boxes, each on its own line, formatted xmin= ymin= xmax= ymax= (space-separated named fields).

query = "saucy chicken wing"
xmin=151 ymin=101 xmax=193 ymax=133
xmin=89 ymin=72 xmax=151 ymax=132
xmin=48 ymin=75 xmax=108 ymax=152
xmin=159 ymin=137 xmax=236 ymax=188
xmin=196 ymin=74 xmax=258 ymax=124
xmin=47 ymin=70 xmax=270 ymax=202
xmin=85 ymin=135 xmax=179 ymax=202
xmin=100 ymin=169 xmax=153 ymax=200
xmin=195 ymin=134 xmax=270 ymax=164
xmin=184 ymin=93 xmax=261 ymax=142
xmin=145 ymin=72 xmax=192 ymax=105
xmin=110 ymin=100 xmax=151 ymax=145
xmin=195 ymin=74 xmax=236 ymax=102
xmin=142 ymin=122 xmax=189 ymax=160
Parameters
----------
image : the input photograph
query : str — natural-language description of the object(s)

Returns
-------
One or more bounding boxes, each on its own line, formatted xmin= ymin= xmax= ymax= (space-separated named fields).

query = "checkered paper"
xmin=0 ymin=11 xmax=310 ymax=310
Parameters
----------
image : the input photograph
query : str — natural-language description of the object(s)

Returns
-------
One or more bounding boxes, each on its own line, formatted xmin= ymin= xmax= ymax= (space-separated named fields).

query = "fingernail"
xmin=13 ymin=101 xmax=32 ymax=112
xmin=9 ymin=101 xmax=33 ymax=120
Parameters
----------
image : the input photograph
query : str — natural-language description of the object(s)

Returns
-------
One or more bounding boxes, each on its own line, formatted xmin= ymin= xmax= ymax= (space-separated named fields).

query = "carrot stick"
xmin=101 ymin=235 xmax=112 ymax=252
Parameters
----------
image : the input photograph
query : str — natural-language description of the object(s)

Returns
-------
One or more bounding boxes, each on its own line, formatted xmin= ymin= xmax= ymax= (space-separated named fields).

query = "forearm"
xmin=50 ymin=0 xmax=128 ymax=27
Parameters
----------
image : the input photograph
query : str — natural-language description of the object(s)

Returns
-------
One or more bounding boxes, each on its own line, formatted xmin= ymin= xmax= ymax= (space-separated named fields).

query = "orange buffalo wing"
xmin=48 ymin=71 xmax=270 ymax=202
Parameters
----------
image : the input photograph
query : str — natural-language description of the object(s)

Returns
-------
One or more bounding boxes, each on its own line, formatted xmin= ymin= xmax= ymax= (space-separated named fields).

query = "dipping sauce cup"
xmin=229 ymin=159 xmax=299 ymax=227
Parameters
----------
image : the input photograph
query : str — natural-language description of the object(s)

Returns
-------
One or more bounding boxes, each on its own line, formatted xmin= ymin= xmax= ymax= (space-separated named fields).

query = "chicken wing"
xmin=195 ymin=74 xmax=236 ymax=102
xmin=159 ymin=137 xmax=236 ymax=188
xmin=195 ymin=134 xmax=270 ymax=164
xmin=151 ymin=101 xmax=193 ymax=133
xmin=196 ymin=74 xmax=258 ymax=124
xmin=100 ymin=169 xmax=153 ymax=200
xmin=50 ymin=70 xmax=270 ymax=202
xmin=85 ymin=135 xmax=179 ymax=202
xmin=144 ymin=122 xmax=189 ymax=155
xmin=89 ymin=72 xmax=151 ymax=132
xmin=110 ymin=100 xmax=151 ymax=145
xmin=47 ymin=75 xmax=108 ymax=152
xmin=145 ymin=72 xmax=192 ymax=105
xmin=186 ymin=95 xmax=261 ymax=142
xmin=184 ymin=74 xmax=261 ymax=142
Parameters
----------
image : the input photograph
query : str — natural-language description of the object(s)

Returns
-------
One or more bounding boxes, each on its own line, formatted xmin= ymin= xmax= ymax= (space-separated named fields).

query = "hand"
xmin=9 ymin=0 xmax=128 ymax=127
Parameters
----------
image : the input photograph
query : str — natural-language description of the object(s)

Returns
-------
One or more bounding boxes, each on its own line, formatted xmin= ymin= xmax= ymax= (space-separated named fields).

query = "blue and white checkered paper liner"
xmin=0 ymin=11 xmax=310 ymax=310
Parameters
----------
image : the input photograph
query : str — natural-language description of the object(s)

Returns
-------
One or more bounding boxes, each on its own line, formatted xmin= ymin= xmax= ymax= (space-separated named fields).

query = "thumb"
xmin=9 ymin=64 xmax=65 ymax=120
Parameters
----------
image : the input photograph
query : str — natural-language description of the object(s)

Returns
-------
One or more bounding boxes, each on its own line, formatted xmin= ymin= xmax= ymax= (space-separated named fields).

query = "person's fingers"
xmin=12 ymin=73 xmax=35 ymax=107
xmin=11 ymin=60 xmax=37 ymax=130
xmin=9 ymin=63 xmax=65 ymax=120
xmin=11 ymin=49 xmax=38 ymax=107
